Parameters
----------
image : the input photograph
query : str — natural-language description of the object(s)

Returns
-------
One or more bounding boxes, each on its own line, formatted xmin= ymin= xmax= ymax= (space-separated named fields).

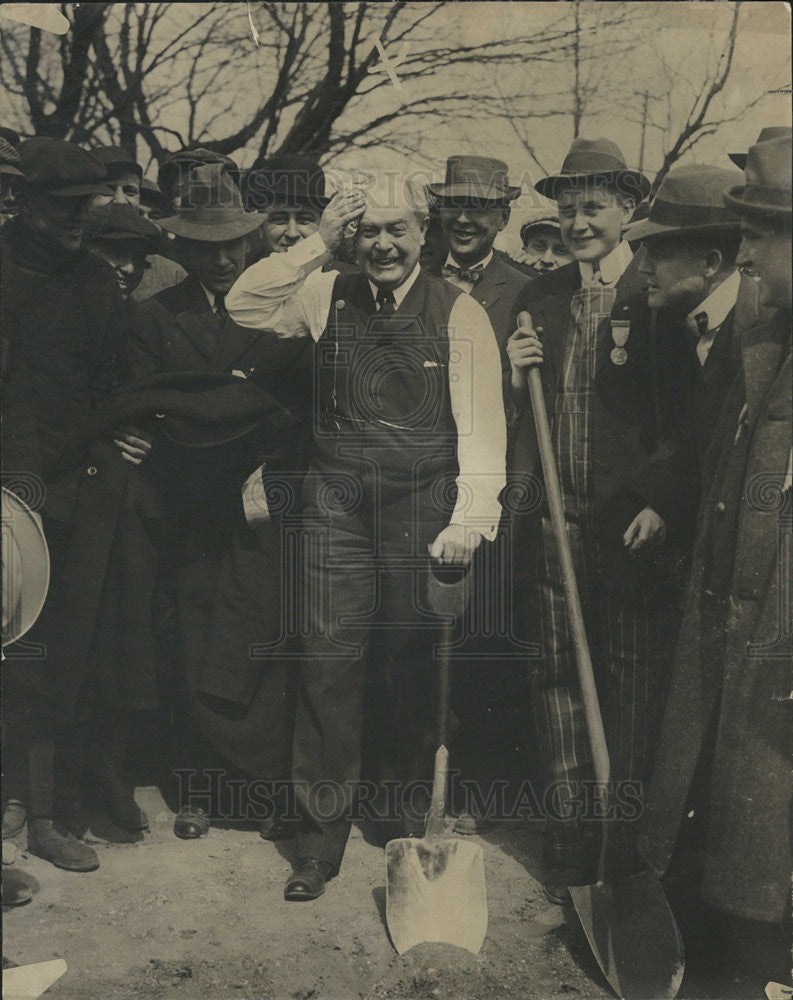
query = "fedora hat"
xmin=19 ymin=137 xmax=111 ymax=198
xmin=534 ymin=137 xmax=651 ymax=203
xmin=159 ymin=163 xmax=265 ymax=242
xmin=428 ymin=156 xmax=521 ymax=204
xmin=242 ymin=154 xmax=330 ymax=212
xmin=728 ymin=126 xmax=792 ymax=169
xmin=626 ymin=165 xmax=743 ymax=242
xmin=2 ymin=488 xmax=50 ymax=647
xmin=158 ymin=147 xmax=241 ymax=201
xmin=724 ymin=134 xmax=792 ymax=219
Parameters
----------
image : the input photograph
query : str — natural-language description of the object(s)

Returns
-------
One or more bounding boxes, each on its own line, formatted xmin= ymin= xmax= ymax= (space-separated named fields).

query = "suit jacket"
xmin=507 ymin=257 xmax=698 ymax=600
xmin=640 ymin=309 xmax=792 ymax=921
xmin=431 ymin=252 xmax=531 ymax=354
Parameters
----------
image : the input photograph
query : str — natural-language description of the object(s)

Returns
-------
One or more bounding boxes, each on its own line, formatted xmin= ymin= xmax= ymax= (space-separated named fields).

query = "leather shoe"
xmin=28 ymin=819 xmax=99 ymax=872
xmin=258 ymin=817 xmax=295 ymax=841
xmin=284 ymin=857 xmax=335 ymax=901
xmin=100 ymin=780 xmax=149 ymax=831
xmin=2 ymin=867 xmax=36 ymax=906
xmin=542 ymin=865 xmax=592 ymax=905
xmin=173 ymin=807 xmax=210 ymax=840
xmin=452 ymin=811 xmax=496 ymax=836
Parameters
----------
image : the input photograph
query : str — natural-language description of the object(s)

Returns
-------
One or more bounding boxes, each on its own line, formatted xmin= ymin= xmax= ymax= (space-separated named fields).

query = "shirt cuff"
xmin=288 ymin=231 xmax=331 ymax=269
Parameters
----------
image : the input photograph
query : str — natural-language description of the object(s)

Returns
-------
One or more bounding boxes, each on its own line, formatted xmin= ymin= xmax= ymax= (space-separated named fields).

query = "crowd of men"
xmin=1 ymin=119 xmax=790 ymax=993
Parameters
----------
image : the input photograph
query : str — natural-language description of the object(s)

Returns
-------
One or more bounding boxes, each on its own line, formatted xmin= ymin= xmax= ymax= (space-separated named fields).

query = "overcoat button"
xmin=87 ymin=466 xmax=98 ymax=476
xmin=714 ymin=501 xmax=726 ymax=517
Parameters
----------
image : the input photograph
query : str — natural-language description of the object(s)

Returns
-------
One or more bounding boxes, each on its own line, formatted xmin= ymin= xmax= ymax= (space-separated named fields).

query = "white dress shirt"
xmin=578 ymin=239 xmax=633 ymax=287
xmin=688 ymin=269 xmax=741 ymax=365
xmin=227 ymin=232 xmax=506 ymax=539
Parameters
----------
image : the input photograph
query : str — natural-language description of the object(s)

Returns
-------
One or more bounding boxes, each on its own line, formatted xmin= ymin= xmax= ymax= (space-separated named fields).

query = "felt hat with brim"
xmin=535 ymin=137 xmax=651 ymax=203
xmin=724 ymin=135 xmax=792 ymax=219
xmin=158 ymin=147 xmax=241 ymax=201
xmin=19 ymin=137 xmax=111 ymax=197
xmin=84 ymin=371 xmax=299 ymax=449
xmin=91 ymin=203 xmax=161 ymax=253
xmin=519 ymin=212 xmax=562 ymax=244
xmin=158 ymin=163 xmax=265 ymax=242
xmin=242 ymin=154 xmax=330 ymax=212
xmin=2 ymin=488 xmax=50 ymax=647
xmin=93 ymin=145 xmax=143 ymax=179
xmin=428 ymin=156 xmax=521 ymax=204
xmin=728 ymin=126 xmax=792 ymax=169
xmin=626 ymin=165 xmax=743 ymax=242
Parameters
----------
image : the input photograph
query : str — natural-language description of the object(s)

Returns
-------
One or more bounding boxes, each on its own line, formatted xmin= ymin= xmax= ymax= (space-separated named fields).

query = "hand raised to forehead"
xmin=319 ymin=189 xmax=367 ymax=253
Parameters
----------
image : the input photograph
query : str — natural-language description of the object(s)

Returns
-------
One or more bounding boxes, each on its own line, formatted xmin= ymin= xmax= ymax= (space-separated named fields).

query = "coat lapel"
xmin=471 ymin=255 xmax=506 ymax=315
xmin=170 ymin=277 xmax=222 ymax=364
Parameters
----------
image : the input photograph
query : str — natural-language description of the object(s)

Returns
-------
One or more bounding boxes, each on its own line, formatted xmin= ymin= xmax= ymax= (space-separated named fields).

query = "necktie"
xmin=685 ymin=311 xmax=709 ymax=338
xmin=214 ymin=293 xmax=228 ymax=322
xmin=442 ymin=263 xmax=485 ymax=285
xmin=376 ymin=287 xmax=396 ymax=315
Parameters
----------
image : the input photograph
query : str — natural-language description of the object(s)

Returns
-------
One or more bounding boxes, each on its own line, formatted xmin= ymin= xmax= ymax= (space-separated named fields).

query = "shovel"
xmin=520 ymin=312 xmax=684 ymax=1000
xmin=385 ymin=562 xmax=488 ymax=956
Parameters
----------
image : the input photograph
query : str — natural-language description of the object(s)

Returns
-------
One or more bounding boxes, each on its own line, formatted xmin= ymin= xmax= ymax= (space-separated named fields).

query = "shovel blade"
xmin=385 ymin=837 xmax=487 ymax=955
xmin=570 ymin=872 xmax=684 ymax=1000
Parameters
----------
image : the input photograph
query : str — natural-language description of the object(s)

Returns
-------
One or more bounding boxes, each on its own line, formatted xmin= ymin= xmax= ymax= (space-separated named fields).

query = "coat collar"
xmin=741 ymin=309 xmax=792 ymax=425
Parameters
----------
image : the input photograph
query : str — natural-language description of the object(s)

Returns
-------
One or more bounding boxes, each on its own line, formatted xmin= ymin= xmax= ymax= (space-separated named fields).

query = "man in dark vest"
xmin=228 ymin=176 xmax=506 ymax=900
xmin=640 ymin=134 xmax=792 ymax=994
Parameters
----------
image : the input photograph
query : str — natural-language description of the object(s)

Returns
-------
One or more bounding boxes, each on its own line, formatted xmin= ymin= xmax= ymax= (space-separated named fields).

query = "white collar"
xmin=688 ymin=269 xmax=741 ymax=331
xmin=199 ymin=281 xmax=219 ymax=312
xmin=578 ymin=240 xmax=633 ymax=287
xmin=367 ymin=261 xmax=421 ymax=309
xmin=444 ymin=249 xmax=494 ymax=272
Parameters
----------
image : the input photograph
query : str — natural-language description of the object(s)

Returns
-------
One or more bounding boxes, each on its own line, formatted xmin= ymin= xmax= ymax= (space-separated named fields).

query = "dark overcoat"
xmin=639 ymin=310 xmax=792 ymax=922
xmin=123 ymin=275 xmax=313 ymax=778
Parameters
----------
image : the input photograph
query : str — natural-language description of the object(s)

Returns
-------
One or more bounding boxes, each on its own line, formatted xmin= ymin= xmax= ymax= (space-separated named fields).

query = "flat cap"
xmin=19 ymin=137 xmax=111 ymax=197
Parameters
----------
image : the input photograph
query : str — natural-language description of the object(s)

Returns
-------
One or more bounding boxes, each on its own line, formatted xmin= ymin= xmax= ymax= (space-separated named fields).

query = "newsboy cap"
xmin=93 ymin=145 xmax=143 ymax=179
xmin=626 ymin=165 xmax=743 ymax=242
xmin=428 ymin=156 xmax=521 ymax=203
xmin=519 ymin=212 xmax=562 ymax=245
xmin=158 ymin=147 xmax=240 ymax=201
xmin=18 ymin=137 xmax=111 ymax=197
xmin=91 ymin=202 xmax=160 ymax=253
xmin=535 ymin=137 xmax=651 ymax=203
xmin=728 ymin=126 xmax=792 ymax=169
xmin=724 ymin=134 xmax=792 ymax=219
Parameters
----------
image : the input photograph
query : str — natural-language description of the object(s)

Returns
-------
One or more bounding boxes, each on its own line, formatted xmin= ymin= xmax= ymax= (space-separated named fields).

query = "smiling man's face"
xmin=439 ymin=201 xmax=508 ymax=267
xmin=557 ymin=184 xmax=634 ymax=264
xmin=356 ymin=196 xmax=427 ymax=290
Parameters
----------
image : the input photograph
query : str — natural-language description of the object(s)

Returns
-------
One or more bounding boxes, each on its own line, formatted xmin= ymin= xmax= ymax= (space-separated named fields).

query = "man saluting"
xmin=228 ymin=175 xmax=506 ymax=901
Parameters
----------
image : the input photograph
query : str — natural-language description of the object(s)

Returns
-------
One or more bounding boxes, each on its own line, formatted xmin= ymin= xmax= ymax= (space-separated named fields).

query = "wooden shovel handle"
xmin=519 ymin=313 xmax=611 ymax=789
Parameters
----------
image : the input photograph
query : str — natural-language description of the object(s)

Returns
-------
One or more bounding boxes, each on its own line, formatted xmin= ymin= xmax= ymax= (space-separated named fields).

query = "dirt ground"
xmin=3 ymin=786 xmax=616 ymax=1000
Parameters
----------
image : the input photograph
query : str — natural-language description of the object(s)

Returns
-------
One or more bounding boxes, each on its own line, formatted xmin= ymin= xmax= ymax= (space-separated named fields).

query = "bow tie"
xmin=442 ymin=263 xmax=485 ymax=285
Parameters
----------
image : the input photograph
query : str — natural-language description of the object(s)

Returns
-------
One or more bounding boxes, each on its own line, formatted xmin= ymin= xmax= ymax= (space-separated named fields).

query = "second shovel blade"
xmin=570 ymin=871 xmax=684 ymax=1000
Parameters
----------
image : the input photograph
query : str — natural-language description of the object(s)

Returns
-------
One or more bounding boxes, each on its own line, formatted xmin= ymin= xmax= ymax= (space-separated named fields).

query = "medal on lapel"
xmin=610 ymin=319 xmax=630 ymax=366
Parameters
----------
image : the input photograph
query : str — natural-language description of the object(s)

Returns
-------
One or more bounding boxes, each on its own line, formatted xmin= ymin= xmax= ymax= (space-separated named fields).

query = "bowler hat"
xmin=534 ymin=137 xmax=651 ymax=203
xmin=626 ymin=165 xmax=743 ymax=242
xmin=93 ymin=145 xmax=143 ymax=179
xmin=158 ymin=148 xmax=240 ymax=201
xmin=728 ymin=126 xmax=792 ymax=169
xmin=158 ymin=163 xmax=265 ymax=242
xmin=428 ymin=156 xmax=521 ymax=204
xmin=91 ymin=203 xmax=160 ymax=253
xmin=242 ymin=155 xmax=330 ymax=212
xmin=519 ymin=212 xmax=561 ymax=245
xmin=724 ymin=135 xmax=792 ymax=219
xmin=18 ymin=137 xmax=111 ymax=197
xmin=2 ymin=488 xmax=50 ymax=647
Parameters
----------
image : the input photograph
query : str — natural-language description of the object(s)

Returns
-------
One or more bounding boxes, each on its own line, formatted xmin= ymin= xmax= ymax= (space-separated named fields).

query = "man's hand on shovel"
xmin=506 ymin=311 xmax=544 ymax=391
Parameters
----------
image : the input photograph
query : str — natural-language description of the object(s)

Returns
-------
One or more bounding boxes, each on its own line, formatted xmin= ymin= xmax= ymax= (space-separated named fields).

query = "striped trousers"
xmin=527 ymin=513 xmax=677 ymax=865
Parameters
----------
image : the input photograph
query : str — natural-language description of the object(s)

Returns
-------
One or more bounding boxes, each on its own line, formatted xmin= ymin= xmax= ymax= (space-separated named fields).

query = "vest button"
xmin=87 ymin=466 xmax=98 ymax=477
xmin=714 ymin=501 xmax=726 ymax=517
